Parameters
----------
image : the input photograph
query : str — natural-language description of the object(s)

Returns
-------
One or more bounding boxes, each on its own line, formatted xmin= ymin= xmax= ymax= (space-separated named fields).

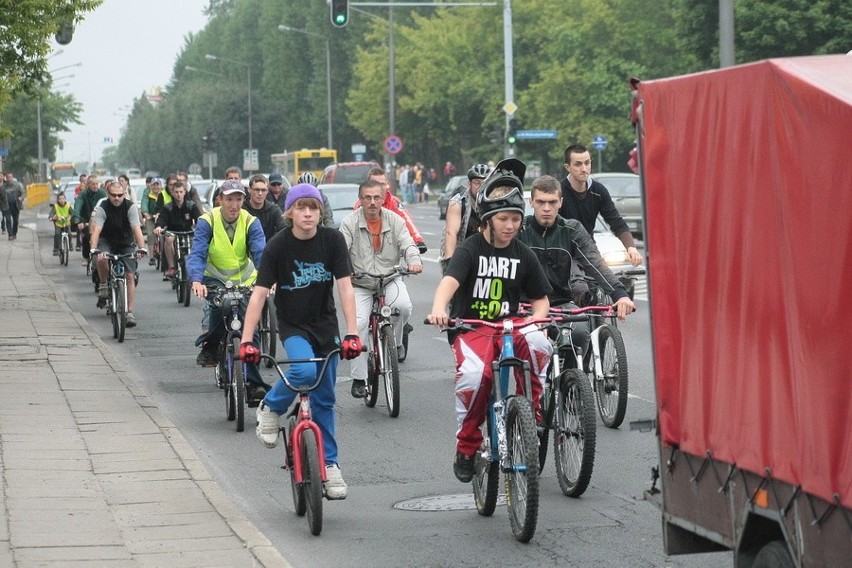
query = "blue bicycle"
xmin=438 ymin=315 xmax=559 ymax=543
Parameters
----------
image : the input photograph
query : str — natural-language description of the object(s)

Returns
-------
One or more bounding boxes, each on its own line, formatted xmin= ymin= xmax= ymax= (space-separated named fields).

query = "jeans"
xmin=3 ymin=207 xmax=18 ymax=237
xmin=263 ymin=336 xmax=341 ymax=464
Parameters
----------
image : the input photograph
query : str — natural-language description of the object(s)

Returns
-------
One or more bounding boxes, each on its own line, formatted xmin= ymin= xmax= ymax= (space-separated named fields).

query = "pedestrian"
xmin=2 ymin=172 xmax=25 ymax=240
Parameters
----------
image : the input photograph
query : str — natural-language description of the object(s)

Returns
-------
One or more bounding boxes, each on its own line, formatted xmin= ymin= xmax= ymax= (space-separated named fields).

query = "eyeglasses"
xmin=360 ymin=195 xmax=383 ymax=203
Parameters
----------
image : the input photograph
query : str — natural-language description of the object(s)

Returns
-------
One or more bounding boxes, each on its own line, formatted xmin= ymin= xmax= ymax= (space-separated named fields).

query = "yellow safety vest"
xmin=161 ymin=191 xmax=173 ymax=206
xmin=201 ymin=208 xmax=257 ymax=285
xmin=53 ymin=203 xmax=72 ymax=228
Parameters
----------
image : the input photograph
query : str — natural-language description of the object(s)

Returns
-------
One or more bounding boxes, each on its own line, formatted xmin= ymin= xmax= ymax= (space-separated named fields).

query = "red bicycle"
xmin=260 ymin=348 xmax=343 ymax=536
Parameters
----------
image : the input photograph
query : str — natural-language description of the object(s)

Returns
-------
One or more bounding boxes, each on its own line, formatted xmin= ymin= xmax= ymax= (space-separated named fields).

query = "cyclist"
xmin=89 ymin=180 xmax=148 ymax=327
xmin=72 ymin=174 xmax=87 ymax=249
xmin=49 ymin=192 xmax=73 ymax=255
xmin=426 ymin=158 xmax=553 ymax=483
xmin=518 ymin=174 xmax=634 ymax=352
xmin=140 ymin=177 xmax=162 ymax=265
xmin=439 ymin=163 xmax=491 ymax=274
xmin=240 ymin=183 xmax=362 ymax=500
xmin=266 ymin=172 xmax=287 ymax=209
xmin=175 ymin=170 xmax=209 ymax=214
xmin=188 ymin=180 xmax=269 ymax=406
xmin=73 ymin=175 xmax=106 ymax=265
xmin=358 ymin=167 xmax=428 ymax=253
xmin=243 ymin=174 xmax=286 ymax=242
xmin=153 ymin=180 xmax=201 ymax=278
xmin=340 ymin=178 xmax=422 ymax=398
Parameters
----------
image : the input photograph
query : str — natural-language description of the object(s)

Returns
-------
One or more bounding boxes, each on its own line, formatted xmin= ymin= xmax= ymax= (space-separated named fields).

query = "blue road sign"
xmin=515 ymin=129 xmax=558 ymax=140
xmin=592 ymin=135 xmax=608 ymax=150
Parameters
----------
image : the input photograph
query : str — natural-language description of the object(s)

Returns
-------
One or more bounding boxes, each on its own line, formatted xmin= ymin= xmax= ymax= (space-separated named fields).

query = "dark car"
xmin=320 ymin=161 xmax=381 ymax=185
xmin=437 ymin=175 xmax=468 ymax=219
xmin=592 ymin=172 xmax=643 ymax=239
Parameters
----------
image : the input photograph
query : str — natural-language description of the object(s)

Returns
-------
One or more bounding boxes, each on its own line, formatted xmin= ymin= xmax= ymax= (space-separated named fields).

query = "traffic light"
xmin=55 ymin=20 xmax=74 ymax=45
xmin=507 ymin=118 xmax=518 ymax=145
xmin=330 ymin=0 xmax=349 ymax=28
xmin=201 ymin=130 xmax=214 ymax=151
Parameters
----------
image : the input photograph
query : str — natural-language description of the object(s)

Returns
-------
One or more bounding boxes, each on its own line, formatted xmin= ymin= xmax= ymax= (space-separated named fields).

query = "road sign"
xmin=503 ymin=101 xmax=518 ymax=115
xmin=384 ymin=135 xmax=403 ymax=155
xmin=188 ymin=163 xmax=202 ymax=176
xmin=243 ymin=148 xmax=259 ymax=171
xmin=351 ymin=143 xmax=366 ymax=155
xmin=203 ymin=152 xmax=218 ymax=168
xmin=592 ymin=135 xmax=608 ymax=150
xmin=515 ymin=129 xmax=558 ymax=140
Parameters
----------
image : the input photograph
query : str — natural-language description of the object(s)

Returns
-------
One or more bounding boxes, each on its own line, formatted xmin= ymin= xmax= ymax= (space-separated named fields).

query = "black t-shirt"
xmin=445 ymin=233 xmax=551 ymax=321
xmin=255 ymin=226 xmax=351 ymax=353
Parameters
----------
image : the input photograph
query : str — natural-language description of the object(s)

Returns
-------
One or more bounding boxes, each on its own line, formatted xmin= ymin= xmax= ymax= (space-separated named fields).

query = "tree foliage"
xmin=116 ymin=0 xmax=848 ymax=177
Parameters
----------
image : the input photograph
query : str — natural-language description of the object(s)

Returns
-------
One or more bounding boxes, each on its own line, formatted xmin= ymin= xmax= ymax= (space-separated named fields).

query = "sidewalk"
xmin=0 ymin=212 xmax=290 ymax=567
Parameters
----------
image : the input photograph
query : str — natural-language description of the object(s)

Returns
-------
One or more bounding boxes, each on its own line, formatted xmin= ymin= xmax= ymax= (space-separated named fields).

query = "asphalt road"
xmin=34 ymin=202 xmax=732 ymax=568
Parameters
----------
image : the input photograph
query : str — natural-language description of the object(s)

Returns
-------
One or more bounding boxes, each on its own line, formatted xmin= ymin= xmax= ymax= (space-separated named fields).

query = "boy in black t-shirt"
xmin=427 ymin=159 xmax=553 ymax=483
xmin=240 ymin=184 xmax=362 ymax=500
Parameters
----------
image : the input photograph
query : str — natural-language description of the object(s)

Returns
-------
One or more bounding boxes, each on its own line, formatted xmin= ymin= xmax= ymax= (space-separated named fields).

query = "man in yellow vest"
xmin=188 ymin=180 xmax=268 ymax=405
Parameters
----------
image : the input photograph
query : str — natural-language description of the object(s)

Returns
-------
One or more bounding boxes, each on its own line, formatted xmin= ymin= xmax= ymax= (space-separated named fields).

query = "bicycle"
xmin=58 ymin=226 xmax=71 ymax=266
xmin=91 ymin=249 xmax=146 ymax=343
xmin=436 ymin=315 xmax=559 ymax=543
xmin=258 ymin=348 xmax=349 ymax=536
xmin=258 ymin=291 xmax=278 ymax=368
xmin=163 ymin=230 xmax=194 ymax=307
xmin=532 ymin=305 xmax=616 ymax=497
xmin=207 ymin=282 xmax=254 ymax=432
xmin=353 ymin=268 xmax=417 ymax=418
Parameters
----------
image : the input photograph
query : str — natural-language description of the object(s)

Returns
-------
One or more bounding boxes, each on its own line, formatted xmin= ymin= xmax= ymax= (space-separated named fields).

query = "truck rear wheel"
xmin=753 ymin=541 xmax=793 ymax=568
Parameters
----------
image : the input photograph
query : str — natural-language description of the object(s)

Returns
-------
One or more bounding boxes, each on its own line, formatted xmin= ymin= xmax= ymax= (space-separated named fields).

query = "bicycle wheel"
xmin=381 ymin=326 xmax=400 ymax=417
xmin=224 ymin=342 xmax=236 ymax=422
xmin=261 ymin=298 xmax=277 ymax=367
xmin=364 ymin=343 xmax=380 ymax=408
xmin=287 ymin=415 xmax=306 ymax=516
xmin=178 ymin=260 xmax=191 ymax=307
xmin=472 ymin=408 xmax=499 ymax=517
xmin=114 ymin=279 xmax=127 ymax=343
xmin=60 ymin=235 xmax=69 ymax=266
xmin=231 ymin=338 xmax=245 ymax=432
xmin=594 ymin=325 xmax=629 ymax=428
xmin=554 ymin=369 xmax=596 ymax=497
xmin=505 ymin=396 xmax=540 ymax=543
xmin=301 ymin=428 xmax=323 ymax=535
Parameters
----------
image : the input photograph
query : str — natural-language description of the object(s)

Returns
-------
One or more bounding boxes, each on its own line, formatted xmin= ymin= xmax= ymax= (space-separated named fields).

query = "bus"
xmin=270 ymin=148 xmax=337 ymax=185
xmin=50 ymin=162 xmax=77 ymax=190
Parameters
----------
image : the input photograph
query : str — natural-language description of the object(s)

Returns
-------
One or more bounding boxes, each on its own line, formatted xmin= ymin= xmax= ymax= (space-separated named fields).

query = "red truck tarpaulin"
xmin=640 ymin=55 xmax=852 ymax=509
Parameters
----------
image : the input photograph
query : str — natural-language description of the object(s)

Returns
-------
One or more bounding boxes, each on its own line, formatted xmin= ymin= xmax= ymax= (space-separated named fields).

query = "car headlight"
xmin=603 ymin=250 xmax=629 ymax=265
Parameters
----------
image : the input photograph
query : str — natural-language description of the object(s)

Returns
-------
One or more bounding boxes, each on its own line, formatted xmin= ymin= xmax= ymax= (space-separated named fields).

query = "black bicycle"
xmin=91 ymin=248 xmax=146 ymax=343
xmin=164 ymin=230 xmax=194 ymax=307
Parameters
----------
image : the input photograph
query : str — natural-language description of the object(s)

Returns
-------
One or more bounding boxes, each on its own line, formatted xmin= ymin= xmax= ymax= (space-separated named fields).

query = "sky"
xmin=50 ymin=0 xmax=210 ymax=166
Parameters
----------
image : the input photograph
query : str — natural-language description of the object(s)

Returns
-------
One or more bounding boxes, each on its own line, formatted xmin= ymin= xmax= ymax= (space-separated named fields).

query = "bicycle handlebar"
xmin=90 ymin=249 xmax=147 ymax=259
xmin=258 ymin=346 xmax=365 ymax=393
xmin=352 ymin=267 xmax=419 ymax=279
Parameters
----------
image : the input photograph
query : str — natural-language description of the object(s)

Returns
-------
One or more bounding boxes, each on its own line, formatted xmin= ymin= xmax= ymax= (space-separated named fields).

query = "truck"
xmin=635 ymin=55 xmax=851 ymax=567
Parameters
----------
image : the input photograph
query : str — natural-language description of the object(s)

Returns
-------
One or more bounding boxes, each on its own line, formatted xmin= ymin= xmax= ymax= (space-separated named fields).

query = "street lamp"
xmin=185 ymin=65 xmax=224 ymax=78
xmin=205 ymin=53 xmax=254 ymax=172
xmin=278 ymin=25 xmax=333 ymax=149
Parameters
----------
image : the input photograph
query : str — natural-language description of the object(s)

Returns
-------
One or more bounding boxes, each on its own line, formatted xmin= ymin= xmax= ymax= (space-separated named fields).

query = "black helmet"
xmin=467 ymin=163 xmax=491 ymax=180
xmin=476 ymin=158 xmax=526 ymax=221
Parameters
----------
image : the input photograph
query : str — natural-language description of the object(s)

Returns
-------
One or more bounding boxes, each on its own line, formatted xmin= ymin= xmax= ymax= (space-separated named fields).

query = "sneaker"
xmin=75 ymin=244 xmax=81 ymax=251
xmin=350 ymin=379 xmax=366 ymax=398
xmin=324 ymin=464 xmax=348 ymax=500
xmin=453 ymin=451 xmax=475 ymax=483
xmin=125 ymin=312 xmax=136 ymax=328
xmin=148 ymin=257 xmax=156 ymax=266
xmin=96 ymin=297 xmax=107 ymax=309
xmin=165 ymin=267 xmax=176 ymax=278
xmin=97 ymin=284 xmax=109 ymax=299
xmin=196 ymin=347 xmax=218 ymax=367
xmin=255 ymin=403 xmax=280 ymax=448
xmin=397 ymin=344 xmax=406 ymax=362
xmin=53 ymin=249 xmax=59 ymax=256
xmin=247 ymin=384 xmax=267 ymax=408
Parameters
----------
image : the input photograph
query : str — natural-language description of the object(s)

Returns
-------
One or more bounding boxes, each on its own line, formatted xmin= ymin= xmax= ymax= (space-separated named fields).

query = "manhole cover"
xmin=394 ymin=493 xmax=506 ymax=512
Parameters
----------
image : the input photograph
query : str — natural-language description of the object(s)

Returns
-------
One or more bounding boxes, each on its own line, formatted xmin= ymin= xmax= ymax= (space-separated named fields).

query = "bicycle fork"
xmin=491 ymin=320 xmax=532 ymax=473
xmin=287 ymin=399 xmax=327 ymax=484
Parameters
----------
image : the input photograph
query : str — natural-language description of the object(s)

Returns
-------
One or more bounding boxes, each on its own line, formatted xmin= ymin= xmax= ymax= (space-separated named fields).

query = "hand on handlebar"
xmin=426 ymin=311 xmax=449 ymax=329
xmin=191 ymin=282 xmax=207 ymax=299
xmin=239 ymin=342 xmax=261 ymax=364
xmin=614 ymin=297 xmax=635 ymax=321
xmin=407 ymin=263 xmax=423 ymax=274
xmin=341 ymin=334 xmax=363 ymax=360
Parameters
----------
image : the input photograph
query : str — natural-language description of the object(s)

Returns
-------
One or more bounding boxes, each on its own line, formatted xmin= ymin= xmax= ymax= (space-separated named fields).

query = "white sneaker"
xmin=324 ymin=464 xmax=348 ymax=500
xmin=255 ymin=403 xmax=280 ymax=448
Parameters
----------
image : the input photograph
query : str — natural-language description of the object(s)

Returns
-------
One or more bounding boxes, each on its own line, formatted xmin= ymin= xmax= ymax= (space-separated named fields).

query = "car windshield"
xmin=322 ymin=186 xmax=360 ymax=210
xmin=332 ymin=165 xmax=373 ymax=184
xmin=597 ymin=175 xmax=640 ymax=198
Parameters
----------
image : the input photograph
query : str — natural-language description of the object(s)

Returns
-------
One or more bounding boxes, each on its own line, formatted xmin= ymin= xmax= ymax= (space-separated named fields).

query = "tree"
xmin=0 ymin=0 xmax=102 ymax=133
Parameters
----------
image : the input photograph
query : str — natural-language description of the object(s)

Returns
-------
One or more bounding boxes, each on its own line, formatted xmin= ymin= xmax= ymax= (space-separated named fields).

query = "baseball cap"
xmin=151 ymin=178 xmax=163 ymax=186
xmin=268 ymin=173 xmax=284 ymax=185
xmin=219 ymin=180 xmax=245 ymax=197
xmin=285 ymin=183 xmax=322 ymax=210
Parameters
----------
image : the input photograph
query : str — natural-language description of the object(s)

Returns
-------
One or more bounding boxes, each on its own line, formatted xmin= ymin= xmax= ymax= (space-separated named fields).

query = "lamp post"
xmin=185 ymin=65 xmax=224 ymax=78
xmin=205 ymin=54 xmax=254 ymax=172
xmin=278 ymin=25 xmax=333 ymax=149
